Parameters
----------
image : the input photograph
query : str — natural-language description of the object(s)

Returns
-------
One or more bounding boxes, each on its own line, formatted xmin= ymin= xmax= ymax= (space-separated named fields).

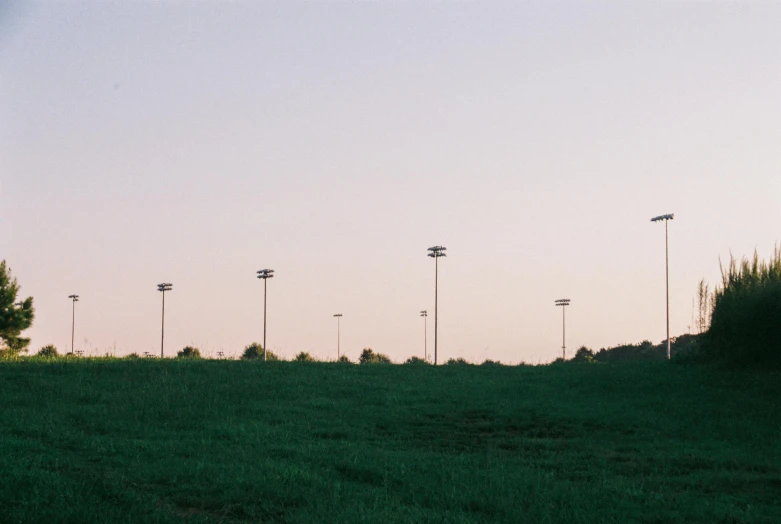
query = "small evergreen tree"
xmin=0 ymin=261 xmax=35 ymax=356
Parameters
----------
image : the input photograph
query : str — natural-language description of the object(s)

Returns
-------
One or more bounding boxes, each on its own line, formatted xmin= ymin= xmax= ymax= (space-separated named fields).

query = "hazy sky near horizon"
xmin=1 ymin=2 xmax=779 ymax=362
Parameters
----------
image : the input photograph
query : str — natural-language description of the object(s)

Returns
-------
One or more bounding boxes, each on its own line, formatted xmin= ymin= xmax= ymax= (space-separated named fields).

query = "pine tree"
xmin=0 ymin=260 xmax=35 ymax=355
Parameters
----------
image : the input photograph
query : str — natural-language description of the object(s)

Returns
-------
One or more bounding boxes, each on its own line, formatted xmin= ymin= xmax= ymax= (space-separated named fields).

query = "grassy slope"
xmin=0 ymin=361 xmax=779 ymax=523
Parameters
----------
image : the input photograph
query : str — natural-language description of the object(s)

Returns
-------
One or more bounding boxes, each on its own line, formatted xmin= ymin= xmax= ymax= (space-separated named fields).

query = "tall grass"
xmin=706 ymin=246 xmax=781 ymax=365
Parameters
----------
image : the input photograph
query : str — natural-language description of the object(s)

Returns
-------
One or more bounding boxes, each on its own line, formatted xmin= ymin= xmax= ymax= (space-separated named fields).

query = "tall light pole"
xmin=257 ymin=269 xmax=274 ymax=361
xmin=427 ymin=246 xmax=447 ymax=365
xmin=554 ymin=299 xmax=570 ymax=359
xmin=651 ymin=213 xmax=674 ymax=359
xmin=420 ymin=310 xmax=428 ymax=362
xmin=157 ymin=283 xmax=172 ymax=358
xmin=68 ymin=295 xmax=79 ymax=355
xmin=333 ymin=313 xmax=343 ymax=358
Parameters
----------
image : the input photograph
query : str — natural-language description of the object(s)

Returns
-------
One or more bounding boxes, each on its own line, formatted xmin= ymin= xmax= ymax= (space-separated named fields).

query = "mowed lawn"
xmin=0 ymin=360 xmax=779 ymax=523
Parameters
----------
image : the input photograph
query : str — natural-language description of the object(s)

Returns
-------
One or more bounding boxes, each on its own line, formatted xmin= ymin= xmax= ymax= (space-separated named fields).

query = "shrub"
xmin=241 ymin=343 xmax=280 ymax=361
xmin=705 ymin=248 xmax=781 ymax=366
xmin=359 ymin=348 xmax=391 ymax=364
xmin=177 ymin=346 xmax=202 ymax=359
xmin=670 ymin=333 xmax=703 ymax=363
xmin=125 ymin=353 xmax=140 ymax=359
xmin=336 ymin=354 xmax=351 ymax=364
xmin=404 ymin=356 xmax=429 ymax=365
xmin=480 ymin=359 xmax=502 ymax=366
xmin=294 ymin=352 xmax=316 ymax=362
xmin=37 ymin=344 xmax=59 ymax=358
xmin=571 ymin=346 xmax=596 ymax=363
xmin=446 ymin=358 xmax=471 ymax=366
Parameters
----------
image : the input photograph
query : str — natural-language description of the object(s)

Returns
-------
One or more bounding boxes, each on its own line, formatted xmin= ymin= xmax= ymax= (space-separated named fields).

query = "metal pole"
xmin=263 ymin=277 xmax=267 ymax=362
xmin=71 ymin=299 xmax=76 ymax=355
xmin=562 ymin=304 xmax=566 ymax=360
xmin=434 ymin=256 xmax=438 ymax=365
xmin=665 ymin=219 xmax=670 ymax=359
xmin=161 ymin=290 xmax=165 ymax=358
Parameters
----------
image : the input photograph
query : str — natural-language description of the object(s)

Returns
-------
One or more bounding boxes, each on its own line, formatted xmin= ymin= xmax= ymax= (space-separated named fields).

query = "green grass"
xmin=1 ymin=360 xmax=779 ymax=523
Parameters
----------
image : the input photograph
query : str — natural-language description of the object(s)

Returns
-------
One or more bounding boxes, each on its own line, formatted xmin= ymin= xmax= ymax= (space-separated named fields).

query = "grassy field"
xmin=0 ymin=360 xmax=779 ymax=523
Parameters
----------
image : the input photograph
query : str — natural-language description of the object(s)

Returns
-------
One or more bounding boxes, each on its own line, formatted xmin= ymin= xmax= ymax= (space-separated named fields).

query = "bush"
xmin=445 ymin=357 xmax=471 ymax=366
xmin=294 ymin=352 xmax=316 ymax=362
xmin=571 ymin=346 xmax=596 ymax=363
xmin=404 ymin=356 xmax=429 ymax=365
xmin=37 ymin=344 xmax=59 ymax=358
xmin=705 ymin=248 xmax=781 ymax=366
xmin=125 ymin=353 xmax=140 ymax=359
xmin=177 ymin=346 xmax=202 ymax=359
xmin=359 ymin=348 xmax=391 ymax=364
xmin=670 ymin=333 xmax=703 ymax=363
xmin=241 ymin=343 xmax=280 ymax=361
xmin=480 ymin=359 xmax=502 ymax=366
xmin=336 ymin=354 xmax=351 ymax=364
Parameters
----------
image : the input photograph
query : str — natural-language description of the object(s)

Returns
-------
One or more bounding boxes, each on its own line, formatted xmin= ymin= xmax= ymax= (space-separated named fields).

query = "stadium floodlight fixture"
xmin=427 ymin=245 xmax=447 ymax=365
xmin=554 ymin=299 xmax=571 ymax=359
xmin=420 ymin=310 xmax=428 ymax=362
xmin=256 ymin=269 xmax=275 ymax=279
xmin=427 ymin=246 xmax=447 ymax=258
xmin=333 ymin=314 xmax=343 ymax=358
xmin=68 ymin=295 xmax=79 ymax=355
xmin=650 ymin=213 xmax=674 ymax=359
xmin=257 ymin=269 xmax=275 ymax=361
xmin=157 ymin=283 xmax=173 ymax=358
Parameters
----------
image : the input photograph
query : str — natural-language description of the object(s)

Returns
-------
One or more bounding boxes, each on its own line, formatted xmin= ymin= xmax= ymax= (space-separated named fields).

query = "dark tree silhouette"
xmin=177 ymin=346 xmax=202 ymax=359
xmin=359 ymin=348 xmax=391 ymax=364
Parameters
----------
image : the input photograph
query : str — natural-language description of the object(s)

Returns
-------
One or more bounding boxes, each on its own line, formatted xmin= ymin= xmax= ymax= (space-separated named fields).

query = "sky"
xmin=1 ymin=1 xmax=779 ymax=363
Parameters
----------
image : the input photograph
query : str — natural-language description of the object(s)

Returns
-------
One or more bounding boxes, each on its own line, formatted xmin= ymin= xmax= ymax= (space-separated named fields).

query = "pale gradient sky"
xmin=1 ymin=1 xmax=780 ymax=362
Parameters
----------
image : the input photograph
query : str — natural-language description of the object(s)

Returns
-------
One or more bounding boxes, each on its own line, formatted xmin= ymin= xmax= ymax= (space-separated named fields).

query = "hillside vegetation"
xmin=0 ymin=360 xmax=779 ymax=523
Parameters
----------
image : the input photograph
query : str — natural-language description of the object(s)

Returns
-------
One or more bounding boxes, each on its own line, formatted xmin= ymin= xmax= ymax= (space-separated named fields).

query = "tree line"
xmin=4 ymin=246 xmax=780 ymax=367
